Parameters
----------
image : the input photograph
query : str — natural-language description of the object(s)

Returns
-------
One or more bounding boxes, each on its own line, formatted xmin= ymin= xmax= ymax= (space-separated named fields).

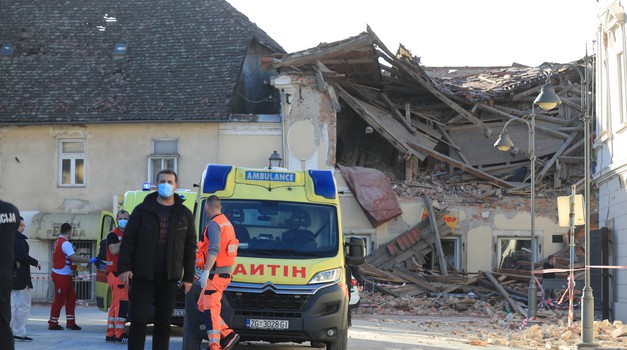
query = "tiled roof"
xmin=0 ymin=0 xmax=284 ymax=124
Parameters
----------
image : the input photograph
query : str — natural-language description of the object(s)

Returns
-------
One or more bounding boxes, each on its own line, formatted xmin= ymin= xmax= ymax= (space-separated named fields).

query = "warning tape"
xmin=533 ymin=265 xmax=627 ymax=275
xmin=32 ymin=272 xmax=97 ymax=281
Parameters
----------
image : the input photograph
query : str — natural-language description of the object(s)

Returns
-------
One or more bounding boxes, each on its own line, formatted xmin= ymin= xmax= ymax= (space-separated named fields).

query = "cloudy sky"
xmin=228 ymin=0 xmax=596 ymax=67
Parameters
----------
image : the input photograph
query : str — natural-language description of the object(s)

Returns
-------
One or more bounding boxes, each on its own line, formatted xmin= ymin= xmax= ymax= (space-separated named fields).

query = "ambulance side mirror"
xmin=346 ymin=237 xmax=365 ymax=266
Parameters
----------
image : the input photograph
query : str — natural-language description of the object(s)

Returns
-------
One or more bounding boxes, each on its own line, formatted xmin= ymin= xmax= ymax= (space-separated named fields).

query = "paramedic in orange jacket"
xmin=48 ymin=223 xmax=97 ymax=330
xmin=104 ymin=210 xmax=130 ymax=343
xmin=197 ymin=195 xmax=239 ymax=350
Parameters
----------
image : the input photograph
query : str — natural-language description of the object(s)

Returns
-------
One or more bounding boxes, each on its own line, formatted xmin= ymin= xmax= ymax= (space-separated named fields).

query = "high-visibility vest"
xmin=195 ymin=214 xmax=238 ymax=269
xmin=52 ymin=236 xmax=77 ymax=271
xmin=106 ymin=227 xmax=124 ymax=273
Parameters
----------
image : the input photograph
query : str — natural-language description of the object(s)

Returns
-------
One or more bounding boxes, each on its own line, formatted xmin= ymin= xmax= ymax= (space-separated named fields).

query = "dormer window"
xmin=112 ymin=43 xmax=128 ymax=58
xmin=1 ymin=43 xmax=15 ymax=57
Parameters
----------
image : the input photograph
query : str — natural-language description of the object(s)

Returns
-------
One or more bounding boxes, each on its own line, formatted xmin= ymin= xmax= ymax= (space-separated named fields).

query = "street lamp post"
xmin=533 ymin=59 xmax=597 ymax=348
xmin=494 ymin=112 xmax=537 ymax=319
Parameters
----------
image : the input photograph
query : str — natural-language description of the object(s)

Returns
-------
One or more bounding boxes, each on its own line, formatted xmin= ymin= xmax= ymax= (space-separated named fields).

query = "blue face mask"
xmin=158 ymin=183 xmax=174 ymax=198
xmin=118 ymin=219 xmax=128 ymax=229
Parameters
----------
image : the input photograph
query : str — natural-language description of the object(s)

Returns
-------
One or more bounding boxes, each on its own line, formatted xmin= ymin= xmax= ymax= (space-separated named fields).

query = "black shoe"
xmin=68 ymin=324 xmax=82 ymax=331
xmin=105 ymin=335 xmax=117 ymax=342
xmin=48 ymin=324 xmax=64 ymax=330
xmin=13 ymin=336 xmax=33 ymax=342
xmin=116 ymin=333 xmax=129 ymax=343
xmin=220 ymin=332 xmax=240 ymax=350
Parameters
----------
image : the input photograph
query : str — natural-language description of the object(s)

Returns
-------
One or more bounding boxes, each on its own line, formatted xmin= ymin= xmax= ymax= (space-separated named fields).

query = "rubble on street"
xmin=354 ymin=291 xmax=627 ymax=349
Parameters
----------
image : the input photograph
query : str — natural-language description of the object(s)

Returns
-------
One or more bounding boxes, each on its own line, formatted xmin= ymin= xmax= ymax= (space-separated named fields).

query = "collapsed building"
xmin=268 ymin=26 xmax=602 ymax=319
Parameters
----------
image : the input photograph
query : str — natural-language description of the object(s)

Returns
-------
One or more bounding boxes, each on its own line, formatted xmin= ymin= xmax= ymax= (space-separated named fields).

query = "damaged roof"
xmin=0 ymin=0 xmax=285 ymax=124
xmin=272 ymin=27 xmax=592 ymax=192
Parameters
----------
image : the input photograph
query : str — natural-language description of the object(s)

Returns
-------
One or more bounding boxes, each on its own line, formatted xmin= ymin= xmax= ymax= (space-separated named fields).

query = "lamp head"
xmin=534 ymin=83 xmax=562 ymax=110
xmin=268 ymin=150 xmax=282 ymax=169
xmin=494 ymin=131 xmax=515 ymax=152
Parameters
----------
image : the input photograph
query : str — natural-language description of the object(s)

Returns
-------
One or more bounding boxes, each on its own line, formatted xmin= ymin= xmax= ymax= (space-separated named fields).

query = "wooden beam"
xmin=408 ymin=142 xmax=514 ymax=189
xmin=379 ymin=93 xmax=416 ymax=134
xmin=493 ymin=105 xmax=570 ymax=126
xmin=392 ymin=267 xmax=438 ymax=292
xmin=367 ymin=28 xmax=495 ymax=137
xmin=435 ymin=124 xmax=470 ymax=164
xmin=482 ymin=271 xmax=528 ymax=318
xmin=425 ymin=196 xmax=447 ymax=275
xmin=475 ymin=103 xmax=569 ymax=139
xmin=536 ymin=125 xmax=581 ymax=183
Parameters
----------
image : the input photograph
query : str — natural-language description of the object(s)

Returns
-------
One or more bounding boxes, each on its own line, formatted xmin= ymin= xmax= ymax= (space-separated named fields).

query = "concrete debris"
xmin=355 ymin=291 xmax=627 ymax=349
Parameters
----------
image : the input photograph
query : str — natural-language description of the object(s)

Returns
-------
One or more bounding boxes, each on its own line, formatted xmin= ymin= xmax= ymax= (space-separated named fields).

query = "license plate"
xmin=172 ymin=308 xmax=185 ymax=317
xmin=246 ymin=319 xmax=289 ymax=330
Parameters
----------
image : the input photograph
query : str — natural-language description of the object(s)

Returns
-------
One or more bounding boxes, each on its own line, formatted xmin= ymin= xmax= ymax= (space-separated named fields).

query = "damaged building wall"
xmin=272 ymin=74 xmax=336 ymax=170
xmin=273 ymin=69 xmax=571 ymax=275
xmin=269 ymin=29 xmax=593 ymax=277
xmin=594 ymin=0 xmax=627 ymax=322
xmin=458 ymin=197 xmax=567 ymax=273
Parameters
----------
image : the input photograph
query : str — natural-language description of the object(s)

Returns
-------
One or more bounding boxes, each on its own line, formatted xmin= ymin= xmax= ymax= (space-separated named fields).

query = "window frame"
xmin=147 ymin=138 xmax=179 ymax=184
xmin=58 ymin=139 xmax=86 ymax=187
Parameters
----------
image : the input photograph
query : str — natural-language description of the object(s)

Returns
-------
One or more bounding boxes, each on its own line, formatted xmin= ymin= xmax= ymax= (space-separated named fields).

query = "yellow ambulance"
xmin=183 ymin=164 xmax=365 ymax=350
xmin=95 ymin=188 xmax=197 ymax=326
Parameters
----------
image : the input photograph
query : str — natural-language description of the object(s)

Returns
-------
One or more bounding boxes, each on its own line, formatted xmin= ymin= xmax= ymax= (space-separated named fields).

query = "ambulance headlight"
xmin=308 ymin=268 xmax=342 ymax=284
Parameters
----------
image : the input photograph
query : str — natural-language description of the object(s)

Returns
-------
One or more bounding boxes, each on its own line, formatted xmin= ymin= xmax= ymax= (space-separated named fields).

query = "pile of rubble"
xmin=354 ymin=291 xmax=627 ymax=349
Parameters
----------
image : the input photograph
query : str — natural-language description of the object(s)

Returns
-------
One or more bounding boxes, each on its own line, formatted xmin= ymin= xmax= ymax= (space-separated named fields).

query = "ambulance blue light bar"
xmin=203 ymin=164 xmax=232 ymax=193
xmin=309 ymin=170 xmax=336 ymax=199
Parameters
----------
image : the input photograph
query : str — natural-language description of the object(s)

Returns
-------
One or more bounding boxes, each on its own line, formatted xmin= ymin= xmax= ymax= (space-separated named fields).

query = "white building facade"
xmin=595 ymin=0 xmax=627 ymax=322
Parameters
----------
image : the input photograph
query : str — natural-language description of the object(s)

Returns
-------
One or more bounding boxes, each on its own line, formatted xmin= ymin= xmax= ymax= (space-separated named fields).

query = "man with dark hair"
xmin=104 ymin=210 xmax=130 ymax=343
xmin=0 ymin=198 xmax=19 ymax=350
xmin=543 ymin=255 xmax=558 ymax=300
xmin=48 ymin=223 xmax=98 ymax=330
xmin=118 ymin=170 xmax=197 ymax=350
xmin=11 ymin=216 xmax=40 ymax=342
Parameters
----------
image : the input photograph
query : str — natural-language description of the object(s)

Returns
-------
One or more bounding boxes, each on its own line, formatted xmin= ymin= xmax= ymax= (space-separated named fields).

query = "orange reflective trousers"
xmin=197 ymin=274 xmax=232 ymax=350
xmin=106 ymin=272 xmax=129 ymax=338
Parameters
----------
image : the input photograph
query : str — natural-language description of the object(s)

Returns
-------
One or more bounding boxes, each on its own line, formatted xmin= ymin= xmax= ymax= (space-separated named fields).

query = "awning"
xmin=30 ymin=213 xmax=102 ymax=240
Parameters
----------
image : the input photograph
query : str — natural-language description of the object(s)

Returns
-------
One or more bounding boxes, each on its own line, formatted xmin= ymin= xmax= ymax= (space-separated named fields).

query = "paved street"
xmin=14 ymin=305 xmax=514 ymax=350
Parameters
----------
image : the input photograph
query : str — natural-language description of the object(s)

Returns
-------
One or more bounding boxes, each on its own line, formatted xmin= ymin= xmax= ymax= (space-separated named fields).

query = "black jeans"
xmin=0 ymin=271 xmax=14 ymax=350
xmin=128 ymin=278 xmax=178 ymax=350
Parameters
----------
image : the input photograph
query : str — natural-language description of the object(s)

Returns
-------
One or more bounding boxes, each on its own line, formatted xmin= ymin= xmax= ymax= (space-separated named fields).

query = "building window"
xmin=148 ymin=138 xmax=178 ymax=184
xmin=497 ymin=237 xmax=533 ymax=270
xmin=440 ymin=237 xmax=462 ymax=270
xmin=616 ymin=52 xmax=627 ymax=124
xmin=59 ymin=140 xmax=86 ymax=187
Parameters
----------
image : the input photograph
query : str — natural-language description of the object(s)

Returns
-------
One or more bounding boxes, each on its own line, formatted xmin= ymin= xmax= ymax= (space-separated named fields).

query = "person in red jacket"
xmin=104 ymin=210 xmax=130 ymax=343
xmin=196 ymin=195 xmax=239 ymax=350
xmin=48 ymin=223 xmax=97 ymax=330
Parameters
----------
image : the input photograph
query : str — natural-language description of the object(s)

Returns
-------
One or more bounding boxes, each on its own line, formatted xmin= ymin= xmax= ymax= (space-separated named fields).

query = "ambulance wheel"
xmin=325 ymin=328 xmax=347 ymax=350
xmin=182 ymin=313 xmax=202 ymax=350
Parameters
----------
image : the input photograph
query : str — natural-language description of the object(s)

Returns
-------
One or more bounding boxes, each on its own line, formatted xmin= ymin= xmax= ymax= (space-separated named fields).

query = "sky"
xmin=227 ymin=0 xmax=597 ymax=67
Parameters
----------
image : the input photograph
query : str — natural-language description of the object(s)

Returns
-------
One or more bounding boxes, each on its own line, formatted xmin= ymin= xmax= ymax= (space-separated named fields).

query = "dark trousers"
xmin=128 ymin=278 xmax=178 ymax=350
xmin=0 ymin=271 xmax=14 ymax=350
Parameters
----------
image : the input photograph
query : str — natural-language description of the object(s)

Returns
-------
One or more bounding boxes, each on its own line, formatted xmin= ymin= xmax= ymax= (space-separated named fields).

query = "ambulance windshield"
xmin=200 ymin=199 xmax=339 ymax=259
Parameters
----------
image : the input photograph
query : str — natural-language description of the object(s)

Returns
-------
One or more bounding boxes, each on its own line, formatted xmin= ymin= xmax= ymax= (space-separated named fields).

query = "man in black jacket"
xmin=0 ymin=199 xmax=20 ymax=350
xmin=118 ymin=170 xmax=196 ymax=350
xmin=11 ymin=217 xmax=40 ymax=342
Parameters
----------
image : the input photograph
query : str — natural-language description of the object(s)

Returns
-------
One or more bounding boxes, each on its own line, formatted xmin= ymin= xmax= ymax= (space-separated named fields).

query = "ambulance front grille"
xmin=225 ymin=290 xmax=311 ymax=310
